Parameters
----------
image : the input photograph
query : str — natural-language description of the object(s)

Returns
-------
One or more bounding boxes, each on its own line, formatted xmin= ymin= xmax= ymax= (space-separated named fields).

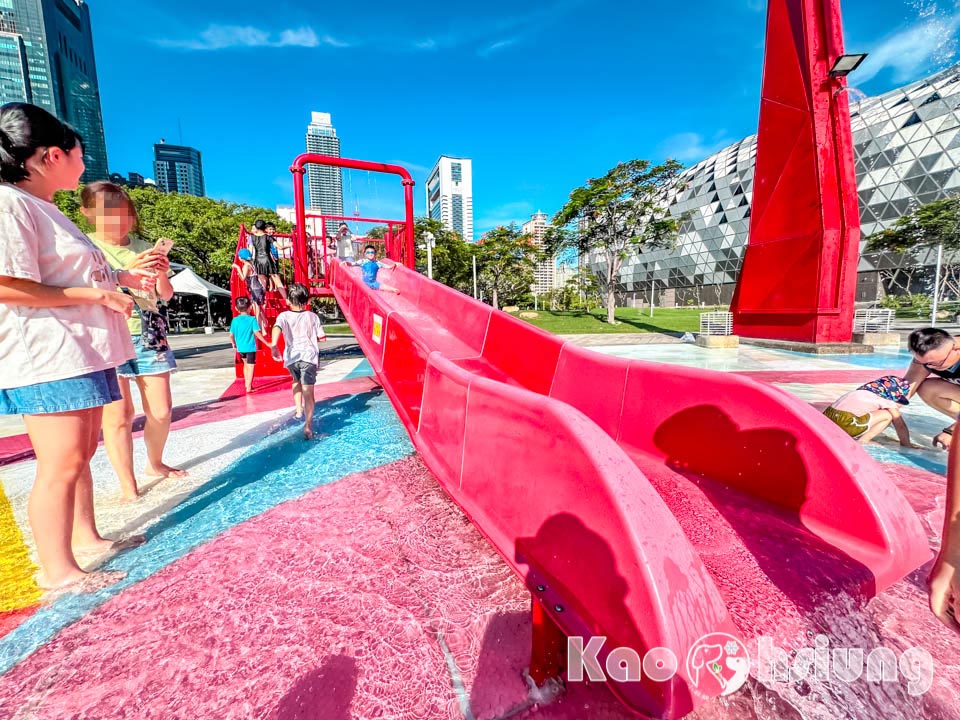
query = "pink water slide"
xmin=328 ymin=260 xmax=930 ymax=719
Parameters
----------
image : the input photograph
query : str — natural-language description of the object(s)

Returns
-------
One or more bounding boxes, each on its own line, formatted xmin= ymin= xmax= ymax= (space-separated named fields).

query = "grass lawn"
xmin=324 ymin=323 xmax=353 ymax=335
xmin=518 ymin=307 xmax=719 ymax=335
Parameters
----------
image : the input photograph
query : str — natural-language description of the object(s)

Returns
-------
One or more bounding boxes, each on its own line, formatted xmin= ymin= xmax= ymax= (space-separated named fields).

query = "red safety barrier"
xmin=327 ymin=257 xmax=929 ymax=719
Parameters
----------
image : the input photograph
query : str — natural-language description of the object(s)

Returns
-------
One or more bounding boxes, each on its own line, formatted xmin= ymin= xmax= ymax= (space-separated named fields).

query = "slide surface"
xmin=328 ymin=260 xmax=929 ymax=719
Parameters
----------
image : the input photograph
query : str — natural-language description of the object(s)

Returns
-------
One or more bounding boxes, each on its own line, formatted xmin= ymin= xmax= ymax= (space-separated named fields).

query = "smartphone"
xmin=153 ymin=238 xmax=175 ymax=256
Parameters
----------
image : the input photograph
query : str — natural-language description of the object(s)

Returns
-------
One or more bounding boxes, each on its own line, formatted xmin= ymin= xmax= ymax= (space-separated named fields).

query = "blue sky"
xmin=90 ymin=0 xmax=960 ymax=235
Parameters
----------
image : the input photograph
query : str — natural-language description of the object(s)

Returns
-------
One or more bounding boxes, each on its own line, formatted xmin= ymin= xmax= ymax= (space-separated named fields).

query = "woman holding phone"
xmin=82 ymin=181 xmax=187 ymax=502
xmin=0 ymin=103 xmax=157 ymax=592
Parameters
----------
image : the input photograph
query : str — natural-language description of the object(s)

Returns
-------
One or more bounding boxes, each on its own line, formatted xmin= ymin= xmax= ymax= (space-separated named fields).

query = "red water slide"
xmin=326 ymin=257 xmax=929 ymax=719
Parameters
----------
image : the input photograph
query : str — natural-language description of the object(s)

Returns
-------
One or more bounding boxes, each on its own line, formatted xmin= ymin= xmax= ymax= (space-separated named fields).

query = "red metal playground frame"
xmin=290 ymin=153 xmax=418 ymax=288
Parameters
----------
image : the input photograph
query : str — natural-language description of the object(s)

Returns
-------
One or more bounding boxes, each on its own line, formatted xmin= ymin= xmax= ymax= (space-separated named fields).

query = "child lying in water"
xmin=823 ymin=375 xmax=916 ymax=447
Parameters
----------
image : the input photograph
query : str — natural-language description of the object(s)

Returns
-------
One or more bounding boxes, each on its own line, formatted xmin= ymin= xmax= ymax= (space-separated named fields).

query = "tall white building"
xmin=426 ymin=156 xmax=473 ymax=242
xmin=522 ymin=210 xmax=554 ymax=294
xmin=305 ymin=112 xmax=344 ymax=216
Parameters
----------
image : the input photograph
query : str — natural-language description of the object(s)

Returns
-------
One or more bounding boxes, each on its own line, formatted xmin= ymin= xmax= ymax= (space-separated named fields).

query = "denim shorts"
xmin=288 ymin=361 xmax=318 ymax=385
xmin=117 ymin=336 xmax=177 ymax=378
xmin=0 ymin=368 xmax=122 ymax=415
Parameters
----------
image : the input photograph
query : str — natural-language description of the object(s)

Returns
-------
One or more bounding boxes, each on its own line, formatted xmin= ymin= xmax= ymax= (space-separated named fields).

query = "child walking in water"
xmin=823 ymin=375 xmax=916 ymax=446
xmin=229 ymin=297 xmax=267 ymax=393
xmin=269 ymin=283 xmax=326 ymax=439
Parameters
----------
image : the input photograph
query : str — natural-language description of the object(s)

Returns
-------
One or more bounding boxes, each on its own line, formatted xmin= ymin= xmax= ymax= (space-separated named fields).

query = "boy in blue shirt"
xmin=229 ymin=297 xmax=267 ymax=393
xmin=354 ymin=244 xmax=400 ymax=294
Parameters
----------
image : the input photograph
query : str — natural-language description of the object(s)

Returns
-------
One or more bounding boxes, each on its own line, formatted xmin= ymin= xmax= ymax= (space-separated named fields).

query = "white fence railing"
xmin=699 ymin=311 xmax=734 ymax=336
xmin=853 ymin=309 xmax=894 ymax=334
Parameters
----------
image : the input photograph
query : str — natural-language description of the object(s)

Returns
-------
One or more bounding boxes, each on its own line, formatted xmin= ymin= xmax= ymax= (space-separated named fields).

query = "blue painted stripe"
xmin=0 ymin=389 xmax=413 ymax=675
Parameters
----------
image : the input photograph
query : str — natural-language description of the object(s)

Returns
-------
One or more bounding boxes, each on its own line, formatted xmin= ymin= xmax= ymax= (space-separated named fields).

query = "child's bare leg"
xmin=380 ymin=283 xmax=401 ymax=295
xmin=858 ymin=411 xmax=893 ymax=445
xmin=303 ymin=384 xmax=316 ymax=439
xmin=292 ymin=381 xmax=303 ymax=419
xmin=243 ymin=361 xmax=255 ymax=392
xmin=272 ymin=275 xmax=287 ymax=299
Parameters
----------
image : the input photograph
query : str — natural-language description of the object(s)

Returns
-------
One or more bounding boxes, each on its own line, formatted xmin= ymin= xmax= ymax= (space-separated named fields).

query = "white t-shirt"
xmin=0 ymin=184 xmax=134 ymax=390
xmin=831 ymin=389 xmax=900 ymax=416
xmin=274 ymin=310 xmax=325 ymax=367
xmin=336 ymin=233 xmax=354 ymax=260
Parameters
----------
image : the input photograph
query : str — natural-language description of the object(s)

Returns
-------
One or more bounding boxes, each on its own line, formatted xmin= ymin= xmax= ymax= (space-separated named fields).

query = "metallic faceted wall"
xmin=605 ymin=64 xmax=960 ymax=302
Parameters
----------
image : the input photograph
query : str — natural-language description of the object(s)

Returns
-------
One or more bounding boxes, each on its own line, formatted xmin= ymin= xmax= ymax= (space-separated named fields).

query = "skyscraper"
xmin=153 ymin=141 xmax=205 ymax=197
xmin=522 ymin=211 xmax=554 ymax=294
xmin=0 ymin=31 xmax=29 ymax=103
xmin=305 ymin=112 xmax=343 ymax=216
xmin=426 ymin=156 xmax=473 ymax=242
xmin=0 ymin=0 xmax=109 ymax=181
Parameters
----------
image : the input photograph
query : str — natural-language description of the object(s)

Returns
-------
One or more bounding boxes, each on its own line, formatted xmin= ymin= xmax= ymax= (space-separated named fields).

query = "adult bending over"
xmin=82 ymin=181 xmax=187 ymax=501
xmin=0 ymin=103 xmax=155 ymax=591
xmin=905 ymin=328 xmax=960 ymax=449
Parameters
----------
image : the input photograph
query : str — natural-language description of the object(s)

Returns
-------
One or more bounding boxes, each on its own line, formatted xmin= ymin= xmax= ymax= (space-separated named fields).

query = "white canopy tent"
xmin=169 ymin=268 xmax=231 ymax=327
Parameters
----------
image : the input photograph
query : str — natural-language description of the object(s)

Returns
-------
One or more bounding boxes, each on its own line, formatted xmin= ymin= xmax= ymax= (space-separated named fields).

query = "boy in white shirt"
xmin=269 ymin=283 xmax=326 ymax=439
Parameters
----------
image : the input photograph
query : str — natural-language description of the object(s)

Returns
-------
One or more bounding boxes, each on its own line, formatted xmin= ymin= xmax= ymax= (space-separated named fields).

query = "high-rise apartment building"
xmin=0 ymin=0 xmax=109 ymax=181
xmin=305 ymin=112 xmax=343 ymax=216
xmin=426 ymin=156 xmax=473 ymax=242
xmin=522 ymin=210 xmax=554 ymax=294
xmin=153 ymin=141 xmax=205 ymax=197
xmin=0 ymin=31 xmax=29 ymax=103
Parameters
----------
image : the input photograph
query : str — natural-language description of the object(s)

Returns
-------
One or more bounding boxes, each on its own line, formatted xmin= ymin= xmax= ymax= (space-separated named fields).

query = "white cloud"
xmin=159 ymin=25 xmax=347 ymax=51
xmin=855 ymin=8 xmax=960 ymax=84
xmin=478 ymin=38 xmax=518 ymax=57
xmin=658 ymin=132 xmax=734 ymax=163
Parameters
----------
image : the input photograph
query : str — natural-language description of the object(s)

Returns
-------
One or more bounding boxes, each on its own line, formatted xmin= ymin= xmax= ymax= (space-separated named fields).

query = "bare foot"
xmin=245 ymin=386 xmax=253 ymax=394
xmin=38 ymin=569 xmax=126 ymax=598
xmin=73 ymin=534 xmax=146 ymax=559
xmin=304 ymin=427 xmax=314 ymax=440
xmin=294 ymin=411 xmax=304 ymax=420
xmin=119 ymin=491 xmax=140 ymax=504
xmin=144 ymin=463 xmax=188 ymax=480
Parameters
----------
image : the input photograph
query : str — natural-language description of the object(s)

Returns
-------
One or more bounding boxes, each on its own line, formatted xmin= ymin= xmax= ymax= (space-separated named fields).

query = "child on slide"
xmin=349 ymin=244 xmax=400 ymax=294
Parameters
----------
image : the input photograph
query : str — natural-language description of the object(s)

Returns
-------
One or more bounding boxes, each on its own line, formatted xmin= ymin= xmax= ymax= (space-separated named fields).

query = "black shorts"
xmin=288 ymin=361 xmax=317 ymax=385
xmin=239 ymin=351 xmax=257 ymax=364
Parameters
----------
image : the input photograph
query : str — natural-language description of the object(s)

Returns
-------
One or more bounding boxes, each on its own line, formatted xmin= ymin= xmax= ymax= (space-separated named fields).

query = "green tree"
xmin=566 ymin=267 xmax=602 ymax=311
xmin=866 ymin=196 xmax=960 ymax=297
xmin=54 ymin=186 xmax=290 ymax=286
xmin=414 ymin=217 xmax=474 ymax=293
xmin=475 ymin=224 xmax=541 ymax=310
xmin=549 ymin=159 xmax=684 ymax=324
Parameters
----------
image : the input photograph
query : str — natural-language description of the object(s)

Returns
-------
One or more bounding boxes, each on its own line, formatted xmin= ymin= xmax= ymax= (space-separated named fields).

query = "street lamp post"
xmin=422 ymin=231 xmax=435 ymax=280
xmin=472 ymin=254 xmax=478 ymax=299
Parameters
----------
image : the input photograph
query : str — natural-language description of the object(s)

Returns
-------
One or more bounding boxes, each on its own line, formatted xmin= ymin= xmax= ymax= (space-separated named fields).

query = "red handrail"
xmin=290 ymin=154 xmax=416 ymax=285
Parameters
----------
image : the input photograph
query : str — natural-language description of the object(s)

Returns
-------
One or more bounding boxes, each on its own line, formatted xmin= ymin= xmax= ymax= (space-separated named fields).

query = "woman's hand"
xmin=99 ymin=290 xmax=135 ymax=318
xmin=127 ymin=250 xmax=166 ymax=273
xmin=118 ymin=269 xmax=158 ymax=293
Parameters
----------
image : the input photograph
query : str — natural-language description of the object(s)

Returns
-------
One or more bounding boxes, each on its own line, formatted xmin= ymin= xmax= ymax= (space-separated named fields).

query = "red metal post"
xmin=290 ymin=154 xmax=416 ymax=269
xmin=528 ymin=598 xmax=567 ymax=686
xmin=730 ymin=0 xmax=861 ymax=343
xmin=291 ymin=164 xmax=309 ymax=286
xmin=403 ymin=179 xmax=416 ymax=266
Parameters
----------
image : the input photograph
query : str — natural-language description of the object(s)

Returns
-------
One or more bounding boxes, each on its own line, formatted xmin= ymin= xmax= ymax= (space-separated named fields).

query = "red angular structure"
xmin=731 ymin=0 xmax=862 ymax=343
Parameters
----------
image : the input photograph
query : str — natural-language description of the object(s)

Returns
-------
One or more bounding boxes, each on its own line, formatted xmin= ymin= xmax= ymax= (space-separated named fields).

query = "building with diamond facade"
xmin=598 ymin=64 xmax=960 ymax=307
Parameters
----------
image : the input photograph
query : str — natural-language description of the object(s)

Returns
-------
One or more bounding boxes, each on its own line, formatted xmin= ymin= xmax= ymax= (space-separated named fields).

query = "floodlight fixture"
xmin=829 ymin=53 xmax=868 ymax=78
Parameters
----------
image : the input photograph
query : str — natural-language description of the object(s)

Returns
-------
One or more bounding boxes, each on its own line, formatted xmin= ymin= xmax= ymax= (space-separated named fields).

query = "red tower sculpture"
xmin=731 ymin=0 xmax=861 ymax=343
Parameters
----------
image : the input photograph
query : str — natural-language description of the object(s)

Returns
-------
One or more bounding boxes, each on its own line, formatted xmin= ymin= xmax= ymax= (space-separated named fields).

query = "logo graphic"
xmin=372 ymin=314 xmax=383 ymax=345
xmin=686 ymin=633 xmax=750 ymax=699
